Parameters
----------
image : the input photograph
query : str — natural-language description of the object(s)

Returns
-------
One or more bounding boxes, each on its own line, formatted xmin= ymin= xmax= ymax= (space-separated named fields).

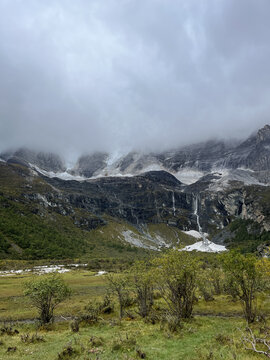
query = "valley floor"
xmin=0 ymin=316 xmax=263 ymax=360
xmin=0 ymin=269 xmax=270 ymax=359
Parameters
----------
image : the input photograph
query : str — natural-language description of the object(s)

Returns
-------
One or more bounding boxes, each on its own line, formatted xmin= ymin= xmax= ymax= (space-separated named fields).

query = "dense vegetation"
xmin=1 ymin=250 xmax=270 ymax=359
xmin=226 ymin=219 xmax=270 ymax=253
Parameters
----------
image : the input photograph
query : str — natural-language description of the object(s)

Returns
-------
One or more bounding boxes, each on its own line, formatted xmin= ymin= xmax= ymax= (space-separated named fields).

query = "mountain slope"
xmin=0 ymin=125 xmax=269 ymax=258
xmin=0 ymin=162 xmax=197 ymax=259
xmin=67 ymin=124 xmax=270 ymax=184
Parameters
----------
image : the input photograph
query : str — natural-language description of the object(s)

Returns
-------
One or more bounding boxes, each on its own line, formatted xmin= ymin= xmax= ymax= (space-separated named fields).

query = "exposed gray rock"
xmin=71 ymin=152 xmax=108 ymax=177
xmin=68 ymin=124 xmax=270 ymax=186
xmin=1 ymin=148 xmax=65 ymax=172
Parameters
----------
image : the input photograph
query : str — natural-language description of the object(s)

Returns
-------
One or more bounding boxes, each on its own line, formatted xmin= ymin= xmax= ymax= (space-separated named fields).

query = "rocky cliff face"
xmin=40 ymin=170 xmax=193 ymax=228
xmin=221 ymin=124 xmax=270 ymax=171
xmin=0 ymin=125 xmax=269 ymax=254
xmin=28 ymin=165 xmax=269 ymax=235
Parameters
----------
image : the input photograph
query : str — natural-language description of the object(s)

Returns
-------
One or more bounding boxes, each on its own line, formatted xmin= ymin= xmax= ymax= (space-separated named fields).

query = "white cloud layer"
xmin=0 ymin=0 xmax=269 ymax=157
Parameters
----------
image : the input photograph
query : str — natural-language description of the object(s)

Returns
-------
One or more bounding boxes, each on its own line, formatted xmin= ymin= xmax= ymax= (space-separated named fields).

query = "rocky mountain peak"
xmin=0 ymin=148 xmax=66 ymax=172
xmin=256 ymin=124 xmax=270 ymax=144
xmin=72 ymin=152 xmax=108 ymax=177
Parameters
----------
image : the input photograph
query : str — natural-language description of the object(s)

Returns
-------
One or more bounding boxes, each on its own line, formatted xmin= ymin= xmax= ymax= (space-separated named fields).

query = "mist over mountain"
xmin=0 ymin=0 xmax=270 ymax=156
xmin=1 ymin=124 xmax=270 ymax=188
xmin=0 ymin=1 xmax=270 ymax=257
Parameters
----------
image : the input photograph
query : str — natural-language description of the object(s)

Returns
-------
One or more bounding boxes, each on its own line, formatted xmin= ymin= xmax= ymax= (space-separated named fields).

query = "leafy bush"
xmin=24 ymin=274 xmax=71 ymax=324
xmin=80 ymin=301 xmax=100 ymax=324
xmin=222 ymin=251 xmax=270 ymax=323
xmin=153 ymin=249 xmax=200 ymax=324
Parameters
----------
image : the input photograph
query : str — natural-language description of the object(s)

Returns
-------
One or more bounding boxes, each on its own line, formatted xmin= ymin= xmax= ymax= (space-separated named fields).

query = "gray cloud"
xmin=0 ymin=0 xmax=269 ymax=158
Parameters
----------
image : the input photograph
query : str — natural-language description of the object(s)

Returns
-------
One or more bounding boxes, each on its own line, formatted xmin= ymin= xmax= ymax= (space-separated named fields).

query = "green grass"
xmin=0 ymin=316 xmax=264 ymax=359
xmin=0 ymin=270 xmax=270 ymax=359
xmin=1 ymin=269 xmax=270 ymax=321
xmin=0 ymin=270 xmax=108 ymax=321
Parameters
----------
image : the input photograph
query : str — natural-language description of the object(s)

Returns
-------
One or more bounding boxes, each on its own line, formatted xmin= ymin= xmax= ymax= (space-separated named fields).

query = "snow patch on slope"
xmin=208 ymin=168 xmax=266 ymax=191
xmin=121 ymin=229 xmax=172 ymax=251
xmin=31 ymin=164 xmax=87 ymax=181
xmin=181 ymin=241 xmax=226 ymax=253
xmin=122 ymin=230 xmax=157 ymax=250
xmin=182 ymin=226 xmax=226 ymax=253
xmin=183 ymin=230 xmax=207 ymax=239
xmin=106 ymin=150 xmax=126 ymax=166
xmin=174 ymin=169 xmax=205 ymax=185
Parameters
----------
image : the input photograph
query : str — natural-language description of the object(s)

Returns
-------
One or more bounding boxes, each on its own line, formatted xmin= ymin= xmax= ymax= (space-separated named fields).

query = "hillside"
xmin=0 ymin=162 xmax=198 ymax=260
xmin=0 ymin=149 xmax=269 ymax=260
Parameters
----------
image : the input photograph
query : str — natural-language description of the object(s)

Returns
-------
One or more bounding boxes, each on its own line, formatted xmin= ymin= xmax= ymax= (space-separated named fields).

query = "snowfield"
xmin=174 ymin=169 xmax=205 ymax=185
xmin=181 ymin=240 xmax=227 ymax=253
xmin=30 ymin=164 xmax=87 ymax=181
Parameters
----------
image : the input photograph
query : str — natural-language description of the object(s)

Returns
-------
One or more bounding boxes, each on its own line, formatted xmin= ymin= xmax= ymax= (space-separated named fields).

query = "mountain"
xmin=66 ymin=124 xmax=269 ymax=183
xmin=0 ymin=125 xmax=269 ymax=259
xmin=1 ymin=148 xmax=66 ymax=172
xmin=2 ymin=125 xmax=270 ymax=186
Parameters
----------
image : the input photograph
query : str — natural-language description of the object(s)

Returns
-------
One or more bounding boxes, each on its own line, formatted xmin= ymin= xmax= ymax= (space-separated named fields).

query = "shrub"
xmin=80 ymin=301 xmax=101 ymax=324
xmin=106 ymin=273 xmax=130 ymax=319
xmin=70 ymin=319 xmax=79 ymax=333
xmin=198 ymin=269 xmax=215 ymax=302
xmin=24 ymin=273 xmax=71 ymax=324
xmin=20 ymin=332 xmax=45 ymax=343
xmin=222 ymin=251 xmax=270 ymax=323
xmin=144 ymin=309 xmax=161 ymax=325
xmin=161 ymin=313 xmax=183 ymax=333
xmin=58 ymin=344 xmax=77 ymax=359
xmin=0 ymin=325 xmax=19 ymax=336
xmin=153 ymin=250 xmax=200 ymax=325
xmin=130 ymin=261 xmax=154 ymax=318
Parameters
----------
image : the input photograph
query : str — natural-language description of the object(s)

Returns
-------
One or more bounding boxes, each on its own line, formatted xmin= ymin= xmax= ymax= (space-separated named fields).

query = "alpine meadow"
xmin=1 ymin=1 xmax=270 ymax=359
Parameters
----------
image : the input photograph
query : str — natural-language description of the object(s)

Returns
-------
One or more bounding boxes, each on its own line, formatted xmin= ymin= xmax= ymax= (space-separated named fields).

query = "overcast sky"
xmin=0 ymin=0 xmax=269 ymax=158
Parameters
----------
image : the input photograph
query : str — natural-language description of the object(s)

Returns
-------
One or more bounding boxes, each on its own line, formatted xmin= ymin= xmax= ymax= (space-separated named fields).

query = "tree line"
xmin=24 ymin=249 xmax=270 ymax=328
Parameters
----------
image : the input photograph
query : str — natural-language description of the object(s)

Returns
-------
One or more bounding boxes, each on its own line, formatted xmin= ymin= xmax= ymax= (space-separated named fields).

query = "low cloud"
xmin=0 ymin=0 xmax=269 ymax=158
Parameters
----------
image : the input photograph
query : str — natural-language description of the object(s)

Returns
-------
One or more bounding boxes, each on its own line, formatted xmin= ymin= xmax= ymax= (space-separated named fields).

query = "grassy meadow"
xmin=0 ymin=268 xmax=270 ymax=359
xmin=0 ymin=316 xmax=261 ymax=360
